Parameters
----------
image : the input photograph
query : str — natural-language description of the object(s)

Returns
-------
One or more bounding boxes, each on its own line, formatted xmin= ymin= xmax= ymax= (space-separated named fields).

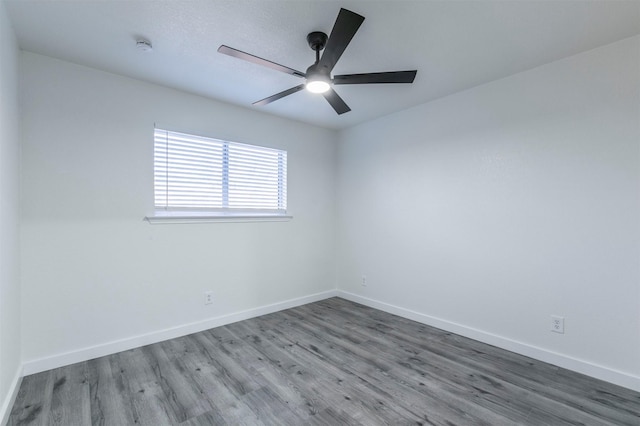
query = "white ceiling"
xmin=6 ymin=0 xmax=640 ymax=130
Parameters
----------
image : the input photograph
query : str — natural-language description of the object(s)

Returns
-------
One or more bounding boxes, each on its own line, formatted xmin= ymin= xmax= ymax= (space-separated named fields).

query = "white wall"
xmin=20 ymin=52 xmax=337 ymax=369
xmin=0 ymin=0 xmax=22 ymax=420
xmin=336 ymin=36 xmax=640 ymax=389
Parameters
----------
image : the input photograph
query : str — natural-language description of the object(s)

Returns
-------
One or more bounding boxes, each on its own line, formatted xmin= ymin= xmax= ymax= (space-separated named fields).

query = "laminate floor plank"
xmin=110 ymin=347 xmax=177 ymax=426
xmin=86 ymin=357 xmax=137 ymax=426
xmin=165 ymin=336 xmax=263 ymax=425
xmin=47 ymin=363 xmax=91 ymax=426
xmin=189 ymin=332 xmax=264 ymax=397
xmin=241 ymin=387 xmax=307 ymax=424
xmin=215 ymin=328 xmax=329 ymax=420
xmin=177 ymin=408 xmax=229 ymax=426
xmin=141 ymin=342 xmax=217 ymax=423
xmin=8 ymin=370 xmax=53 ymax=426
xmin=279 ymin=310 xmax=392 ymax=372
xmin=224 ymin=320 xmax=335 ymax=419
xmin=198 ymin=332 xmax=270 ymax=387
xmin=9 ymin=297 xmax=640 ymax=425
xmin=305 ymin=406 xmax=366 ymax=426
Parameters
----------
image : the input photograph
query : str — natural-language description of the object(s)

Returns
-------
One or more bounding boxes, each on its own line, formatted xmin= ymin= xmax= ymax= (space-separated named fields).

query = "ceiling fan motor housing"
xmin=306 ymin=63 xmax=330 ymax=79
xmin=305 ymin=62 xmax=331 ymax=93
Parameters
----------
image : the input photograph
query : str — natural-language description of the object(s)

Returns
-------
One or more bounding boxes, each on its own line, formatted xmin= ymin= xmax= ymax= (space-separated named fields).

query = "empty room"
xmin=1 ymin=0 xmax=639 ymax=425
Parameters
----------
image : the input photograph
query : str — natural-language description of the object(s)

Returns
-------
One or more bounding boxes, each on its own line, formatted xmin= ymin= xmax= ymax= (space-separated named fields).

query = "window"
xmin=151 ymin=128 xmax=288 ymax=221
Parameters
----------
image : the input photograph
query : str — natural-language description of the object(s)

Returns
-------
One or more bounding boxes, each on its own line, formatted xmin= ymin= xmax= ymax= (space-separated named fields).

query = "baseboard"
xmin=21 ymin=288 xmax=640 ymax=392
xmin=0 ymin=366 xmax=23 ymax=426
xmin=23 ymin=289 xmax=338 ymax=376
xmin=337 ymin=291 xmax=640 ymax=392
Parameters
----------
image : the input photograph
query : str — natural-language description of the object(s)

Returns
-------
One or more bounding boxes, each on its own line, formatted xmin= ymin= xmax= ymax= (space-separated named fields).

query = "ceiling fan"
xmin=218 ymin=8 xmax=417 ymax=115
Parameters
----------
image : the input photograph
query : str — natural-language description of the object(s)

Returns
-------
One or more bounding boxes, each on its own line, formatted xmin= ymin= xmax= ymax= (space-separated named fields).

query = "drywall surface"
xmin=336 ymin=36 xmax=640 ymax=385
xmin=0 ymin=0 xmax=22 ymax=419
xmin=20 ymin=52 xmax=337 ymax=365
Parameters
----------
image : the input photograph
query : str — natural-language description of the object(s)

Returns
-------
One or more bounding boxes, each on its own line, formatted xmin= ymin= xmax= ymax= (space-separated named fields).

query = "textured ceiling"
xmin=6 ymin=0 xmax=640 ymax=130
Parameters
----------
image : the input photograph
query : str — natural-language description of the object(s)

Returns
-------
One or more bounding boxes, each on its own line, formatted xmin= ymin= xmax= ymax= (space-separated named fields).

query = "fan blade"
xmin=218 ymin=45 xmax=306 ymax=78
xmin=318 ymin=8 xmax=365 ymax=73
xmin=333 ymin=70 xmax=417 ymax=85
xmin=322 ymin=88 xmax=351 ymax=115
xmin=253 ymin=84 xmax=305 ymax=106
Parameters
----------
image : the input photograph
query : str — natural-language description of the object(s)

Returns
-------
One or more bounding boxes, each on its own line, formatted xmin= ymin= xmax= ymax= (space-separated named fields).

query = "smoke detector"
xmin=136 ymin=39 xmax=153 ymax=52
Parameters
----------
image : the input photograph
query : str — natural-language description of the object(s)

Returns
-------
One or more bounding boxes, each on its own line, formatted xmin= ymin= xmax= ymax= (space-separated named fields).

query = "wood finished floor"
xmin=8 ymin=297 xmax=640 ymax=425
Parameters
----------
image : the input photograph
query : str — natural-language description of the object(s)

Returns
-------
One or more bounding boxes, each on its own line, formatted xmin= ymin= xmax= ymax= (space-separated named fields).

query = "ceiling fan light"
xmin=306 ymin=77 xmax=331 ymax=94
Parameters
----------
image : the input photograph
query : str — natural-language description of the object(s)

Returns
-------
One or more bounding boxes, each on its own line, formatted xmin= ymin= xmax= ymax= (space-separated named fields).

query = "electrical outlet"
xmin=361 ymin=275 xmax=367 ymax=287
xmin=204 ymin=291 xmax=213 ymax=305
xmin=551 ymin=315 xmax=564 ymax=334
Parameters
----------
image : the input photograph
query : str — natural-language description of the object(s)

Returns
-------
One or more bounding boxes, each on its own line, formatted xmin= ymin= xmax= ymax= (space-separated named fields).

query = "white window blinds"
xmin=154 ymin=128 xmax=287 ymax=214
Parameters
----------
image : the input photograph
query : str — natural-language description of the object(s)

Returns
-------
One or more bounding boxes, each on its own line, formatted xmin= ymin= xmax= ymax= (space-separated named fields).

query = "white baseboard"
xmin=0 ymin=366 xmax=23 ymax=426
xmin=337 ymin=290 xmax=640 ymax=393
xmin=20 ymin=289 xmax=640 ymax=393
xmin=23 ymin=290 xmax=338 ymax=376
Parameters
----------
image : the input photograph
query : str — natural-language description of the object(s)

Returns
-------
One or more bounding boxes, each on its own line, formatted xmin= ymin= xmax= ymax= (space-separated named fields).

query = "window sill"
xmin=144 ymin=213 xmax=293 ymax=224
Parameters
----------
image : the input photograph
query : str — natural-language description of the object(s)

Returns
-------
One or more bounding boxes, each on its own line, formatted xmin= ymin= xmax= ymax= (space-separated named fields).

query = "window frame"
xmin=146 ymin=128 xmax=292 ymax=224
